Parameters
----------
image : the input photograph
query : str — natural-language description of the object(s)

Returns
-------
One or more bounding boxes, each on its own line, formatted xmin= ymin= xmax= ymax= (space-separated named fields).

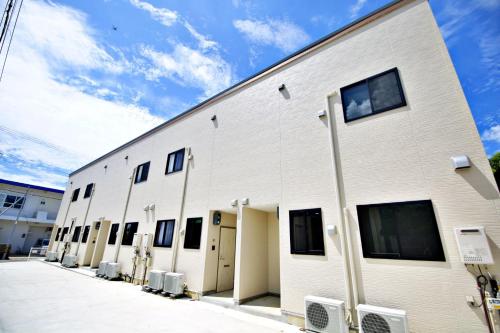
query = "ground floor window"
xmin=184 ymin=217 xmax=202 ymax=249
xmin=357 ymin=200 xmax=445 ymax=261
xmin=82 ymin=226 xmax=90 ymax=243
xmin=121 ymin=222 xmax=138 ymax=246
xmin=61 ymin=227 xmax=69 ymax=242
xmin=108 ymin=223 xmax=119 ymax=245
xmin=72 ymin=226 xmax=81 ymax=242
xmin=55 ymin=228 xmax=61 ymax=241
xmin=154 ymin=219 xmax=175 ymax=247
xmin=289 ymin=208 xmax=325 ymax=255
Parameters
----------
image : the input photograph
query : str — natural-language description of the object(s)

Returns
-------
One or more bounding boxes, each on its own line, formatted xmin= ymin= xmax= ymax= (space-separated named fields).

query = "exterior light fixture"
xmin=211 ymin=115 xmax=217 ymax=121
xmin=278 ymin=84 xmax=286 ymax=92
xmin=317 ymin=110 xmax=326 ymax=117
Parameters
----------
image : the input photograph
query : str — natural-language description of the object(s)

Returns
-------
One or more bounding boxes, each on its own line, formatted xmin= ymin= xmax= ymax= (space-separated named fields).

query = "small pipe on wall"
xmin=114 ymin=167 xmax=137 ymax=263
xmin=75 ymin=184 xmax=96 ymax=256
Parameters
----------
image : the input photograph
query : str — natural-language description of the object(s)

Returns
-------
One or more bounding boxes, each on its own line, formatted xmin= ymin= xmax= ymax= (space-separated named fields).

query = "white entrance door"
xmin=217 ymin=227 xmax=236 ymax=292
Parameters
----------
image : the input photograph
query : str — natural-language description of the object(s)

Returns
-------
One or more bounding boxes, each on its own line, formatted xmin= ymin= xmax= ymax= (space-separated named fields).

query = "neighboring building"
xmin=0 ymin=179 xmax=63 ymax=254
xmin=49 ymin=1 xmax=500 ymax=332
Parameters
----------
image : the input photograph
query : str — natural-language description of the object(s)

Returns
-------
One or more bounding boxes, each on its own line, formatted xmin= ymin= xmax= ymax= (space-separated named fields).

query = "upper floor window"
xmin=166 ymin=148 xmax=185 ymax=174
xmin=183 ymin=217 xmax=202 ymax=249
xmin=83 ymin=183 xmax=94 ymax=198
xmin=3 ymin=195 xmax=25 ymax=209
xmin=71 ymin=188 xmax=80 ymax=202
xmin=289 ymin=208 xmax=325 ymax=256
xmin=122 ymin=222 xmax=139 ymax=246
xmin=154 ymin=219 xmax=175 ymax=248
xmin=108 ymin=223 xmax=120 ymax=244
xmin=134 ymin=162 xmax=150 ymax=184
xmin=341 ymin=68 xmax=406 ymax=122
xmin=357 ymin=200 xmax=445 ymax=261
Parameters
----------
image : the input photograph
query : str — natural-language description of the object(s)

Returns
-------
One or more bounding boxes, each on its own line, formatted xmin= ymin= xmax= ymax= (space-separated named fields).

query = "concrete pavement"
xmin=0 ymin=260 xmax=301 ymax=333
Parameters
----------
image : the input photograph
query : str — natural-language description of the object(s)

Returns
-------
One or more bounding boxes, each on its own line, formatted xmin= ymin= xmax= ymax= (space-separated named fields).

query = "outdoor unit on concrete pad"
xmin=304 ymin=295 xmax=348 ymax=333
xmin=97 ymin=261 xmax=109 ymax=277
xmin=61 ymin=254 xmax=78 ymax=268
xmin=45 ymin=251 xmax=58 ymax=262
xmin=105 ymin=262 xmax=121 ymax=280
xmin=145 ymin=270 xmax=167 ymax=292
xmin=357 ymin=304 xmax=408 ymax=333
xmin=163 ymin=272 xmax=185 ymax=296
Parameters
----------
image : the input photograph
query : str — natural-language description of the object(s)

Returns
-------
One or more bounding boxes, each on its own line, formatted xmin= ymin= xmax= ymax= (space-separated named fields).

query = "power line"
xmin=0 ymin=0 xmax=23 ymax=83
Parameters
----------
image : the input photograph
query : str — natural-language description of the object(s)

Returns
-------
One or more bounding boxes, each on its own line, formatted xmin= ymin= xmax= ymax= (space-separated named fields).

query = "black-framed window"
xmin=55 ymin=227 xmax=61 ymax=241
xmin=72 ymin=226 xmax=81 ymax=242
xmin=184 ymin=217 xmax=202 ymax=249
xmin=3 ymin=195 xmax=25 ymax=209
xmin=82 ymin=226 xmax=90 ymax=243
xmin=134 ymin=162 xmax=150 ymax=183
xmin=71 ymin=188 xmax=80 ymax=202
xmin=154 ymin=219 xmax=175 ymax=247
xmin=108 ymin=223 xmax=120 ymax=245
xmin=122 ymin=222 xmax=139 ymax=246
xmin=289 ymin=208 xmax=325 ymax=255
xmin=166 ymin=148 xmax=185 ymax=174
xmin=84 ymin=183 xmax=94 ymax=198
xmin=357 ymin=200 xmax=445 ymax=261
xmin=341 ymin=68 xmax=406 ymax=122
xmin=61 ymin=227 xmax=69 ymax=241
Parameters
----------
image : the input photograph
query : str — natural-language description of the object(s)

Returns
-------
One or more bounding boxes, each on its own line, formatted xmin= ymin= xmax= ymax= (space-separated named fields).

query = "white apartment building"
xmin=48 ymin=1 xmax=500 ymax=332
xmin=0 ymin=179 xmax=63 ymax=254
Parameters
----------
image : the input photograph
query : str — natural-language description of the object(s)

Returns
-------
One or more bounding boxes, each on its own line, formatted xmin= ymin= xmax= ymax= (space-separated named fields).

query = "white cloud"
xmin=233 ymin=18 xmax=310 ymax=53
xmin=0 ymin=1 xmax=164 ymax=188
xmin=129 ymin=0 xmax=177 ymax=27
xmin=140 ymin=44 xmax=233 ymax=97
xmin=477 ymin=34 xmax=500 ymax=93
xmin=182 ymin=20 xmax=218 ymax=51
xmin=482 ymin=125 xmax=500 ymax=143
xmin=0 ymin=164 xmax=68 ymax=191
xmin=349 ymin=0 xmax=367 ymax=19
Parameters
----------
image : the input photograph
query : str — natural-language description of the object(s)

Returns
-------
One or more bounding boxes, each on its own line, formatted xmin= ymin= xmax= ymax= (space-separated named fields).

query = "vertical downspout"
xmin=114 ymin=167 xmax=136 ymax=263
xmin=75 ymin=184 xmax=95 ymax=256
xmin=55 ymin=183 xmax=73 ymax=252
xmin=343 ymin=207 xmax=359 ymax=310
xmin=325 ymin=92 xmax=358 ymax=326
xmin=171 ymin=147 xmax=191 ymax=272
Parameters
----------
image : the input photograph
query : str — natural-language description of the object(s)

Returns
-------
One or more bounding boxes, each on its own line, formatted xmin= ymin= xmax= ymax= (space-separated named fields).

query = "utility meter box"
xmin=454 ymin=227 xmax=494 ymax=264
xmin=142 ymin=233 xmax=153 ymax=252
xmin=132 ymin=233 xmax=143 ymax=248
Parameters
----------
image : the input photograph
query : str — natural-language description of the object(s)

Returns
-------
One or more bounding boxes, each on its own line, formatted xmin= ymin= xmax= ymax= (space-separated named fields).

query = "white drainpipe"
xmin=343 ymin=207 xmax=359 ymax=310
xmin=55 ymin=183 xmax=74 ymax=252
xmin=114 ymin=167 xmax=136 ymax=263
xmin=325 ymin=92 xmax=359 ymax=326
xmin=75 ymin=184 xmax=95 ymax=256
xmin=171 ymin=147 xmax=191 ymax=273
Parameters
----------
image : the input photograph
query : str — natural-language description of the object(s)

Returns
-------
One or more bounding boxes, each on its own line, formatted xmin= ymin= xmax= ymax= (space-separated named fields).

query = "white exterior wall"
xmin=49 ymin=1 xmax=500 ymax=331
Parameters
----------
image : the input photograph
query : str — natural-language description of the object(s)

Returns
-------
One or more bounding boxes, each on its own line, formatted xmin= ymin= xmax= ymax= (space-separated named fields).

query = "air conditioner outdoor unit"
xmin=45 ymin=251 xmax=58 ymax=262
xmin=146 ymin=270 xmax=167 ymax=292
xmin=105 ymin=262 xmax=121 ymax=280
xmin=357 ymin=304 xmax=408 ymax=333
xmin=304 ymin=295 xmax=347 ymax=333
xmin=62 ymin=254 xmax=78 ymax=268
xmin=163 ymin=272 xmax=185 ymax=296
xmin=97 ymin=261 xmax=109 ymax=277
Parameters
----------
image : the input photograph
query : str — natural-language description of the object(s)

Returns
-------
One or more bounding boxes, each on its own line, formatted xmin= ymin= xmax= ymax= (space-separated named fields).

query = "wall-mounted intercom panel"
xmin=454 ymin=226 xmax=494 ymax=264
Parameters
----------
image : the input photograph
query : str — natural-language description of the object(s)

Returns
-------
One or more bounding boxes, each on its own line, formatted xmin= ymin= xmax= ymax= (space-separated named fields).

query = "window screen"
xmin=184 ymin=217 xmax=202 ymax=249
xmin=72 ymin=226 xmax=81 ymax=242
xmin=289 ymin=208 xmax=325 ymax=255
xmin=55 ymin=228 xmax=61 ymax=241
xmin=82 ymin=226 xmax=90 ymax=243
xmin=3 ymin=195 xmax=25 ymax=208
xmin=108 ymin=223 xmax=120 ymax=245
xmin=154 ymin=219 xmax=175 ymax=247
xmin=166 ymin=148 xmax=185 ymax=174
xmin=71 ymin=188 xmax=80 ymax=202
xmin=357 ymin=200 xmax=445 ymax=261
xmin=122 ymin=222 xmax=138 ymax=246
xmin=134 ymin=162 xmax=150 ymax=184
xmin=341 ymin=68 xmax=406 ymax=122
xmin=83 ymin=183 xmax=94 ymax=198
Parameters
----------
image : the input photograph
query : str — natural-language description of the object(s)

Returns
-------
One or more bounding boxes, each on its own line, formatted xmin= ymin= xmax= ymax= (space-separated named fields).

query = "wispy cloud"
xmin=129 ymin=0 xmax=178 ymax=27
xmin=482 ymin=124 xmax=500 ymax=143
xmin=0 ymin=0 xmax=164 ymax=188
xmin=349 ymin=0 xmax=367 ymax=19
xmin=477 ymin=33 xmax=500 ymax=93
xmin=233 ymin=18 xmax=310 ymax=53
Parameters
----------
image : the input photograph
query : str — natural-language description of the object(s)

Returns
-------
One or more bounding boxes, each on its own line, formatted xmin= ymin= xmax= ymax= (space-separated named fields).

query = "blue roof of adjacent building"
xmin=0 ymin=178 xmax=64 ymax=194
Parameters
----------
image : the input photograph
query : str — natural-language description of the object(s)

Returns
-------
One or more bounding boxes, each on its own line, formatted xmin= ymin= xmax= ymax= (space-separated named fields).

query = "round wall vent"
xmin=306 ymin=302 xmax=329 ymax=329
xmin=361 ymin=313 xmax=391 ymax=333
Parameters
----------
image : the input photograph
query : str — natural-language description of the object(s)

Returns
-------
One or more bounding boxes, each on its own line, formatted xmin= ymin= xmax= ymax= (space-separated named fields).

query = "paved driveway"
xmin=0 ymin=261 xmax=301 ymax=333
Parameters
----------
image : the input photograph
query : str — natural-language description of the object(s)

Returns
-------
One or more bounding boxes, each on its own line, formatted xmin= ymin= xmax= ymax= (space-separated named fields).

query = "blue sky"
xmin=0 ymin=0 xmax=498 ymax=189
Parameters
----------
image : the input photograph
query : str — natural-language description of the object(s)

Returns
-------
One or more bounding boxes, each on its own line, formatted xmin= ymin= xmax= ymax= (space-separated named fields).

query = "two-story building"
xmin=48 ymin=0 xmax=500 ymax=332
xmin=0 ymin=179 xmax=63 ymax=255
